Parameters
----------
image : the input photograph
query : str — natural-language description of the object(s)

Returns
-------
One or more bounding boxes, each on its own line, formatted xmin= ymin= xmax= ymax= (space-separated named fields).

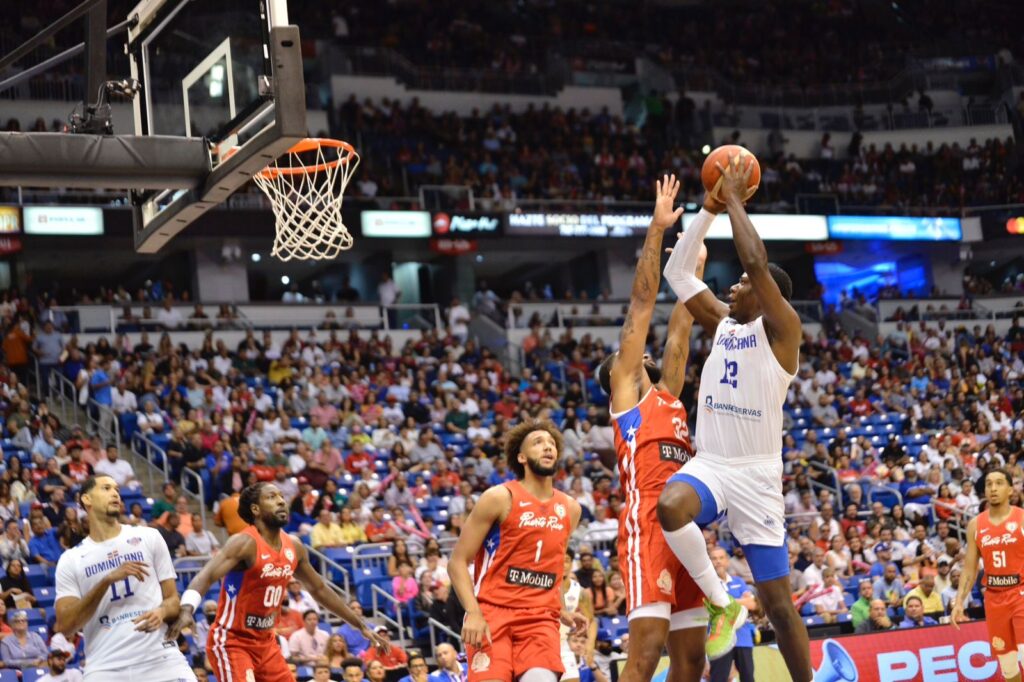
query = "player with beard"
xmin=595 ymin=176 xmax=711 ymax=681
xmin=449 ymin=420 xmax=588 ymax=682
xmin=55 ymin=475 xmax=196 ymax=682
xmin=168 ymin=483 xmax=389 ymax=682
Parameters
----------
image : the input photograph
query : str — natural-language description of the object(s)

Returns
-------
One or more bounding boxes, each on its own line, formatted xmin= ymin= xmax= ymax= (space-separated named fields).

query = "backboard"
xmin=127 ymin=0 xmax=306 ymax=252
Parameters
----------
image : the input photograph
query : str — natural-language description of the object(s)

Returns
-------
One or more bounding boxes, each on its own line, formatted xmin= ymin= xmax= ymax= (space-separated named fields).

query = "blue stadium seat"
xmin=25 ymin=564 xmax=50 ymax=588
xmin=803 ymin=616 xmax=825 ymax=627
xmin=21 ymin=670 xmax=48 ymax=681
xmin=35 ymin=587 xmax=55 ymax=607
xmin=296 ymin=666 xmax=313 ymax=680
xmin=0 ymin=670 xmax=19 ymax=682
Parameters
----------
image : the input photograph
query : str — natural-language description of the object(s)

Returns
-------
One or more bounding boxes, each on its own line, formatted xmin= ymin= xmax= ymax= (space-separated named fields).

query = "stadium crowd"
xmin=339 ymin=96 xmax=1023 ymax=211
xmin=0 ymin=282 xmax=1019 ymax=679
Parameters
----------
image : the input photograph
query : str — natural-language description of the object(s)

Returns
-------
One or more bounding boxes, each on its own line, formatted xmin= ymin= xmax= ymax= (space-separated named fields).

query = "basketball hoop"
xmin=252 ymin=138 xmax=360 ymax=261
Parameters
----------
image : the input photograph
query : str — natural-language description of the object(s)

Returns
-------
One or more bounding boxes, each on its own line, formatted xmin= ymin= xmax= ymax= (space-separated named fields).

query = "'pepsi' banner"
xmin=827 ymin=215 xmax=962 ymax=241
xmin=753 ymin=620 xmax=995 ymax=681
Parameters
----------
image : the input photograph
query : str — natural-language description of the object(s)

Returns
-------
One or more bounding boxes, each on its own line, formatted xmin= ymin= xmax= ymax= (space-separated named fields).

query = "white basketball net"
xmin=253 ymin=140 xmax=360 ymax=261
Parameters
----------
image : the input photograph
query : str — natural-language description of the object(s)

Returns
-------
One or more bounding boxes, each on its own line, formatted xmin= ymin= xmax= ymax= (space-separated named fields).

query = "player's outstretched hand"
xmin=133 ymin=607 xmax=166 ymax=633
xmin=461 ymin=611 xmax=493 ymax=649
xmin=651 ymin=174 xmax=684 ymax=232
xmin=363 ymin=626 xmax=392 ymax=654
xmin=714 ymin=154 xmax=754 ymax=206
xmin=108 ymin=560 xmax=149 ymax=585
xmin=165 ymin=608 xmax=194 ymax=642
xmin=560 ymin=609 xmax=588 ymax=637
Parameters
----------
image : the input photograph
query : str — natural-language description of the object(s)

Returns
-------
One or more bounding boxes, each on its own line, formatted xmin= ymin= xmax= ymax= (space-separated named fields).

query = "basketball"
xmin=701 ymin=144 xmax=761 ymax=203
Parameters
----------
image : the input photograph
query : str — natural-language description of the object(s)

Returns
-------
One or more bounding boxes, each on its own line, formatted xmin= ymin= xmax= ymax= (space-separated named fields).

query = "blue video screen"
xmin=827 ymin=215 xmax=962 ymax=241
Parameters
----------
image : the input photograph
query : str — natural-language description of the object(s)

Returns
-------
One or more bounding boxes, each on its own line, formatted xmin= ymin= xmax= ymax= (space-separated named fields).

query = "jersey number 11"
xmin=110 ymin=578 xmax=135 ymax=602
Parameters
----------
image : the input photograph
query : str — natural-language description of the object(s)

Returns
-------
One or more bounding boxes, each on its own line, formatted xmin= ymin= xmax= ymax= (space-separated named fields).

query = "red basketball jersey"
xmin=210 ymin=526 xmax=300 ymax=645
xmin=612 ymin=387 xmax=694 ymax=495
xmin=976 ymin=506 xmax=1024 ymax=592
xmin=473 ymin=480 xmax=572 ymax=614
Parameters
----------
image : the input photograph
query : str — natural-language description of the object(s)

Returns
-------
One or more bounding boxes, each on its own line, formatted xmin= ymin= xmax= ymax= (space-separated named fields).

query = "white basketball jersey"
xmin=55 ymin=525 xmax=187 ymax=673
xmin=696 ymin=316 xmax=795 ymax=462
xmin=559 ymin=579 xmax=582 ymax=641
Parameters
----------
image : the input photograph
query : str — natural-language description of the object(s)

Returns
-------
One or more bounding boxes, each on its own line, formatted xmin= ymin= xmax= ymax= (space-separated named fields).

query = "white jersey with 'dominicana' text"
xmin=695 ymin=316 xmax=795 ymax=463
xmin=55 ymin=525 xmax=185 ymax=673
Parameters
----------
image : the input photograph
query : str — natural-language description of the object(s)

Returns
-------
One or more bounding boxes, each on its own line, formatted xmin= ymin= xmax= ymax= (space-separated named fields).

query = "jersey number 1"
xmin=720 ymin=359 xmax=738 ymax=389
xmin=109 ymin=578 xmax=134 ymax=602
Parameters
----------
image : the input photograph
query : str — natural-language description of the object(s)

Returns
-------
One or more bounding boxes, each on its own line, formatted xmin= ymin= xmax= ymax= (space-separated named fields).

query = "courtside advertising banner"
xmin=632 ymin=622 xmax=997 ymax=682
xmin=23 ymin=206 xmax=103 ymax=235
xmin=753 ymin=621 xmax=997 ymax=681
xmin=827 ymin=215 xmax=962 ymax=241
xmin=506 ymin=212 xmax=828 ymax=240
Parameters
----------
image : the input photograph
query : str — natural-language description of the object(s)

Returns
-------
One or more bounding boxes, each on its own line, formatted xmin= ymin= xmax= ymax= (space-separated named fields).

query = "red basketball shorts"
xmin=984 ymin=589 xmax=1024 ymax=656
xmin=618 ymin=493 xmax=703 ymax=615
xmin=466 ymin=603 xmax=563 ymax=682
xmin=207 ymin=637 xmax=294 ymax=682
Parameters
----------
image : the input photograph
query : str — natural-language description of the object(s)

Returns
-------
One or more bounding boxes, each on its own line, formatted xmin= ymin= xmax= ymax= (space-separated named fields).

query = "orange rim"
xmin=257 ymin=138 xmax=358 ymax=179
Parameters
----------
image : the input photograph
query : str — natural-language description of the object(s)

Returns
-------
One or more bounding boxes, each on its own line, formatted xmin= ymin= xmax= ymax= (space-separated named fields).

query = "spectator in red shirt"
xmin=361 ymin=626 xmax=408 ymax=671
xmin=431 ymin=460 xmax=461 ymax=496
xmin=492 ymin=391 xmax=518 ymax=420
xmin=346 ymin=441 xmax=375 ymax=475
xmin=840 ymin=504 xmax=866 ymax=537
xmin=365 ymin=506 xmax=399 ymax=543
xmin=60 ymin=445 xmax=93 ymax=485
xmin=848 ymin=388 xmax=875 ymax=417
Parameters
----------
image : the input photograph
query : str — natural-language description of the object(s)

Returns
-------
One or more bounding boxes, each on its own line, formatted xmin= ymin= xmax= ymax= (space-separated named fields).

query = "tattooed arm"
xmin=609 ymin=175 xmax=683 ymax=414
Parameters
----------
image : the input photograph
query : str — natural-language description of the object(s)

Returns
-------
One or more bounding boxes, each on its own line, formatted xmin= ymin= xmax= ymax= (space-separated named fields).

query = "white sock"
xmin=663 ymin=524 xmax=731 ymax=608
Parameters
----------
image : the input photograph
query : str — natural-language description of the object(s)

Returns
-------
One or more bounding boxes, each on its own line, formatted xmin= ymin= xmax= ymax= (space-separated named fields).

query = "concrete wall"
xmin=331 ymin=76 xmax=624 ymax=117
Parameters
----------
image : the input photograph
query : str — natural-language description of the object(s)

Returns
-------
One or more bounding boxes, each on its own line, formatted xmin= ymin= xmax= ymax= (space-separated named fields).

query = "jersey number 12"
xmin=720 ymin=359 xmax=738 ymax=389
xmin=109 ymin=578 xmax=134 ymax=602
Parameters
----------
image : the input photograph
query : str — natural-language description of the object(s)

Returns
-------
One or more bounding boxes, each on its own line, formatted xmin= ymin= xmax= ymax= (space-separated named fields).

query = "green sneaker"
xmin=705 ymin=596 xmax=748 ymax=660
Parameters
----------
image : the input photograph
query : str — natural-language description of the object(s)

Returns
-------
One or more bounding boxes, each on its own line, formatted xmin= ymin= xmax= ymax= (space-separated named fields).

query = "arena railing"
xmin=28 ymin=356 xmax=42 ymax=401
xmin=807 ymin=460 xmax=844 ymax=509
xmin=172 ymin=555 xmax=210 ymax=595
xmin=867 ymin=485 xmax=904 ymax=510
xmin=86 ymin=399 xmax=121 ymax=452
xmin=129 ymin=432 xmax=169 ymax=493
xmin=370 ymin=583 xmax=407 ymax=641
xmin=581 ymin=529 xmax=617 ymax=553
xmin=304 ymin=545 xmax=353 ymax=602
xmin=930 ymin=500 xmax=975 ymax=545
xmin=52 ymin=302 xmax=444 ymax=335
xmin=428 ymin=617 xmax=463 ymax=654
xmin=49 ymin=370 xmax=82 ymax=424
xmin=180 ymin=466 xmax=208 ymax=531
